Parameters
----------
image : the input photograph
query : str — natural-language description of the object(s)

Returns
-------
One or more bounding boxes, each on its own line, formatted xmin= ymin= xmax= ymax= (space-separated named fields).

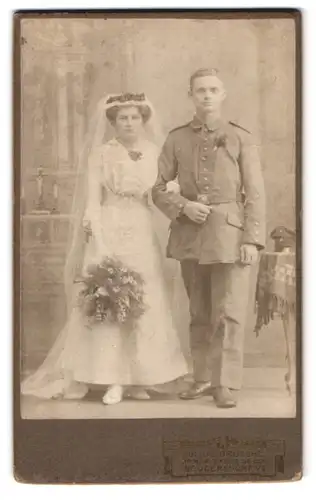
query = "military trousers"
xmin=180 ymin=260 xmax=251 ymax=390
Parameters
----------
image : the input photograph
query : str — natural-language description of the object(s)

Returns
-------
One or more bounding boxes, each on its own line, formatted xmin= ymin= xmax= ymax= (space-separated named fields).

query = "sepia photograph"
xmin=18 ymin=13 xmax=297 ymax=424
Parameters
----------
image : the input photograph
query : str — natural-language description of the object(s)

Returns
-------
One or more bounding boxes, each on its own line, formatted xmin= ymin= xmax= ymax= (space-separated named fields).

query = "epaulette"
xmin=169 ymin=122 xmax=191 ymax=133
xmin=229 ymin=121 xmax=251 ymax=134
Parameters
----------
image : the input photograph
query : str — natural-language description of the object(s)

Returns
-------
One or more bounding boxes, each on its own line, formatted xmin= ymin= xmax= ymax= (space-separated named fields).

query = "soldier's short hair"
xmin=189 ymin=68 xmax=220 ymax=90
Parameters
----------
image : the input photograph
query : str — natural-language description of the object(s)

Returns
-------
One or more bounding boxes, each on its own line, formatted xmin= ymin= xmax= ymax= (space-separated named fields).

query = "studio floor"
xmin=21 ymin=367 xmax=296 ymax=419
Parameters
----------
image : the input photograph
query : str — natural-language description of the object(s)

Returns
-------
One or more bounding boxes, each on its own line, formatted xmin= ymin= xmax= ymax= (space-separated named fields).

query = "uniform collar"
xmin=190 ymin=114 xmax=225 ymax=132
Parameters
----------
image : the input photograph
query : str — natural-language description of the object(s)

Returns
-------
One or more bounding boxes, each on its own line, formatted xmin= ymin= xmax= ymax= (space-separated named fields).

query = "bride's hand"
xmin=83 ymin=217 xmax=91 ymax=230
xmin=82 ymin=219 xmax=92 ymax=242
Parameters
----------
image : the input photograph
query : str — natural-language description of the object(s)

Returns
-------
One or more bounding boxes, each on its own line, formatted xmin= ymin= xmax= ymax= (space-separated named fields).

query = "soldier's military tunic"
xmin=152 ymin=115 xmax=266 ymax=389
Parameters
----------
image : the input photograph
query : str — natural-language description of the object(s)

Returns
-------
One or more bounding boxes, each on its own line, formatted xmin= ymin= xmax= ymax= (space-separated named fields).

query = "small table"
xmin=254 ymin=251 xmax=296 ymax=394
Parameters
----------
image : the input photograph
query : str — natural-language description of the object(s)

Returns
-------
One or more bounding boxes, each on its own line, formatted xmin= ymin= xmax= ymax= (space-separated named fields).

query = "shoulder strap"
xmin=169 ymin=122 xmax=191 ymax=134
xmin=229 ymin=121 xmax=251 ymax=134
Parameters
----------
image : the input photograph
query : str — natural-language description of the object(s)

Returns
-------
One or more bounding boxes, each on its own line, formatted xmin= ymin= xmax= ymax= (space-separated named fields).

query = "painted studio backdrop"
xmin=20 ymin=18 xmax=296 ymax=379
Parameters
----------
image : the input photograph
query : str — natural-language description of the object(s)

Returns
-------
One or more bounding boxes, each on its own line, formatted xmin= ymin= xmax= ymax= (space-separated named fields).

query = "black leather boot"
xmin=212 ymin=387 xmax=237 ymax=408
xmin=179 ymin=381 xmax=213 ymax=400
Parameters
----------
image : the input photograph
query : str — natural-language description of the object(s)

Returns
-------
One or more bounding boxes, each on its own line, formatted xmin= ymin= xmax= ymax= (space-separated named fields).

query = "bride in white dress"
xmin=21 ymin=92 xmax=189 ymax=405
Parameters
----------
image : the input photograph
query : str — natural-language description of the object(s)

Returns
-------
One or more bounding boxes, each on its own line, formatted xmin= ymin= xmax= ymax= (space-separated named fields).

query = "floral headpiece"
xmin=104 ymin=92 xmax=150 ymax=110
xmin=106 ymin=93 xmax=146 ymax=105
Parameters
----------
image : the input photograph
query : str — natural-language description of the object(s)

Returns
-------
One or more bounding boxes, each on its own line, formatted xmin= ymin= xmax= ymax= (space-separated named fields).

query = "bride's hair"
xmin=105 ymin=103 xmax=152 ymax=125
xmin=104 ymin=92 xmax=152 ymax=125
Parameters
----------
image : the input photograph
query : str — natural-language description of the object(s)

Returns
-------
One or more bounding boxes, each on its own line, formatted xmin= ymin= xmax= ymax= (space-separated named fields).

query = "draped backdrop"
xmin=20 ymin=17 xmax=296 ymax=374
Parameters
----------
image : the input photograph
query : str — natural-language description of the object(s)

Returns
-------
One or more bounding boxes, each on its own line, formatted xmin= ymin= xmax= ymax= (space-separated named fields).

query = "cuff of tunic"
xmin=174 ymin=199 xmax=189 ymax=220
xmin=242 ymin=234 xmax=265 ymax=250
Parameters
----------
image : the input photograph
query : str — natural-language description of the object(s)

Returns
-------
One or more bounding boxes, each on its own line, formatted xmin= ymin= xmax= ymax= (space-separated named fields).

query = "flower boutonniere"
xmin=213 ymin=132 xmax=228 ymax=152
xmin=128 ymin=150 xmax=144 ymax=162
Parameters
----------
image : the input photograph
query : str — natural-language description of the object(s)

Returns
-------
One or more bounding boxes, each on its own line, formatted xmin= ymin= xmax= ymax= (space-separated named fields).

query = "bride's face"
xmin=114 ymin=106 xmax=143 ymax=142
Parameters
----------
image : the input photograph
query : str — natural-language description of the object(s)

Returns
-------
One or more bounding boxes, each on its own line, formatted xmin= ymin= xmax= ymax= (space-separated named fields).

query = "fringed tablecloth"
xmin=255 ymin=252 xmax=296 ymax=335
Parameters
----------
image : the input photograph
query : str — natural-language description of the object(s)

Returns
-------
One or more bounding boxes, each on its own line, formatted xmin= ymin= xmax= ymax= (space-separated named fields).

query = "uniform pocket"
xmin=226 ymin=212 xmax=244 ymax=230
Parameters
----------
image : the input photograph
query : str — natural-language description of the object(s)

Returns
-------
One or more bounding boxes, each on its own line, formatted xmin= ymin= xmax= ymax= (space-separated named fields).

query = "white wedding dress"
xmin=21 ymin=138 xmax=189 ymax=399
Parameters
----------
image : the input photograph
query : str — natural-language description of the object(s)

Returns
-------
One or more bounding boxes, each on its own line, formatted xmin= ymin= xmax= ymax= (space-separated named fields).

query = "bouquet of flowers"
xmin=76 ymin=257 xmax=146 ymax=329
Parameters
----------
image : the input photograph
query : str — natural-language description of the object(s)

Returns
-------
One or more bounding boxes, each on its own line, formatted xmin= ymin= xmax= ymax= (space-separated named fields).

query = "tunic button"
xmin=203 ymin=177 xmax=208 ymax=180
xmin=203 ymin=147 xmax=208 ymax=151
xmin=201 ymin=157 xmax=207 ymax=161
xmin=205 ymin=186 xmax=209 ymax=191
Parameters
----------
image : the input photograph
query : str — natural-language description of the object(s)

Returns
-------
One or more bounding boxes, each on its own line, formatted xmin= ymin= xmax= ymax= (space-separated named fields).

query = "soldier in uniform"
xmin=152 ymin=68 xmax=266 ymax=408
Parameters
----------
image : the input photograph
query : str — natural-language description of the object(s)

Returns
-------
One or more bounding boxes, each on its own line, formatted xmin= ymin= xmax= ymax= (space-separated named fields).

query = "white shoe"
xmin=102 ymin=385 xmax=123 ymax=405
xmin=128 ymin=388 xmax=150 ymax=400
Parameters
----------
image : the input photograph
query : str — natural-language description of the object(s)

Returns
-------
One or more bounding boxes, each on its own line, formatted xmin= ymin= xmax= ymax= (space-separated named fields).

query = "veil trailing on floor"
xmin=21 ymin=93 xmax=190 ymax=400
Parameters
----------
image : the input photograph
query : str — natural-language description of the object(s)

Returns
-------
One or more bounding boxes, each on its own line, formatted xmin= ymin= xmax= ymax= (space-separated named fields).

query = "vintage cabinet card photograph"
xmin=14 ymin=9 xmax=302 ymax=483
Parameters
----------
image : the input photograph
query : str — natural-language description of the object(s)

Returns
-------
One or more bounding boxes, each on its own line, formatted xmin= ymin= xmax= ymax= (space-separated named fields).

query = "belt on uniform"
xmin=185 ymin=193 xmax=245 ymax=205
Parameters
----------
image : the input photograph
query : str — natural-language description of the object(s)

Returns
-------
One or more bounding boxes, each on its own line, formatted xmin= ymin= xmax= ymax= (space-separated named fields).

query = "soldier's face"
xmin=190 ymin=75 xmax=226 ymax=114
xmin=114 ymin=106 xmax=143 ymax=141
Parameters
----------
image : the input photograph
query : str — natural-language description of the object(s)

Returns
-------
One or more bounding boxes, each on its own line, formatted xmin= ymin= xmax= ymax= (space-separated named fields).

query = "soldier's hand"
xmin=240 ymin=244 xmax=258 ymax=265
xmin=183 ymin=202 xmax=211 ymax=224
